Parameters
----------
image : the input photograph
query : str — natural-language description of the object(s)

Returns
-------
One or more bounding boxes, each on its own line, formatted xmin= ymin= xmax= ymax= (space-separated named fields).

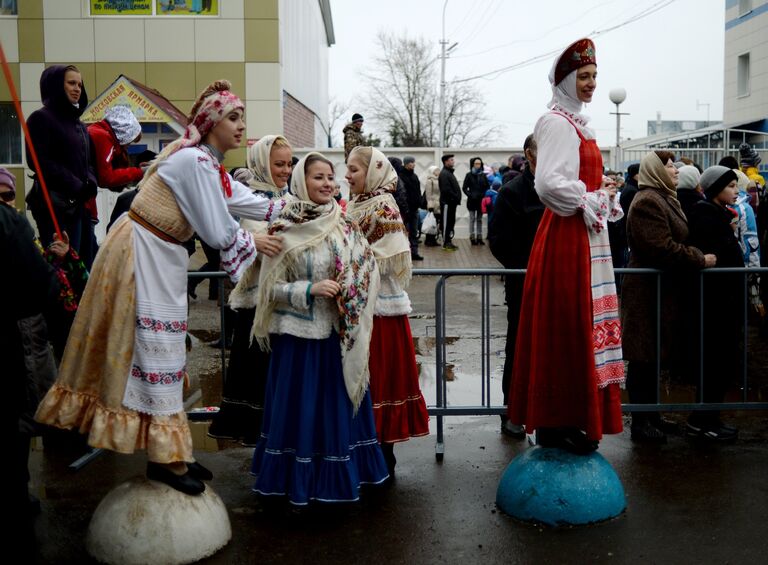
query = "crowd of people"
xmin=4 ymin=38 xmax=766 ymax=552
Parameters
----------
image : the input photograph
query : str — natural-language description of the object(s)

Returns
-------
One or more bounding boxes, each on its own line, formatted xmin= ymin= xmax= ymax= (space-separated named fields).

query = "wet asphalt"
xmin=29 ymin=240 xmax=768 ymax=564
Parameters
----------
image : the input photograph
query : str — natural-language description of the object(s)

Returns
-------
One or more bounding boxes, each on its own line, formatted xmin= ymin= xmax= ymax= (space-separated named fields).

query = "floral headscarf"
xmin=252 ymin=152 xmax=380 ymax=411
xmin=140 ymin=81 xmax=244 ymax=190
xmin=246 ymin=134 xmax=290 ymax=194
xmin=230 ymin=135 xmax=294 ymax=310
xmin=346 ymin=146 xmax=412 ymax=286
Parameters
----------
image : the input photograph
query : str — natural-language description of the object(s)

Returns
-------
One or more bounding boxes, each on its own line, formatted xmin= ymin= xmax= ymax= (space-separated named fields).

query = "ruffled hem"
xmin=251 ymin=436 xmax=389 ymax=505
xmin=35 ymin=384 xmax=193 ymax=464
xmin=373 ymin=395 xmax=430 ymax=443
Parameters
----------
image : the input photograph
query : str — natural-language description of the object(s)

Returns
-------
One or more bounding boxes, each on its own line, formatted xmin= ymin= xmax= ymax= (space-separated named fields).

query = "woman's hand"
xmin=704 ymin=254 xmax=717 ymax=268
xmin=253 ymin=233 xmax=283 ymax=258
xmin=310 ymin=279 xmax=341 ymax=298
xmin=48 ymin=231 xmax=70 ymax=259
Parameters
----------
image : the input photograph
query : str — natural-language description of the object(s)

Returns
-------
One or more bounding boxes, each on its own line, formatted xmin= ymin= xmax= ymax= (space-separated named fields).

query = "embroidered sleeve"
xmin=533 ymin=114 xmax=587 ymax=216
xmin=221 ymin=228 xmax=257 ymax=283
xmin=580 ymin=189 xmax=624 ymax=234
xmin=227 ymin=179 xmax=271 ymax=220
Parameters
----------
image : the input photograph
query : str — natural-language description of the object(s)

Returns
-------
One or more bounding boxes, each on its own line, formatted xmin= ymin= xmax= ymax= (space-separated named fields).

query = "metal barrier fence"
xmin=188 ymin=267 xmax=768 ymax=461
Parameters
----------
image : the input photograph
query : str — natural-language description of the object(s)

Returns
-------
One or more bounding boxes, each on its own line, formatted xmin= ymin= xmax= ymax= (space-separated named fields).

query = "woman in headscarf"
xmin=423 ymin=165 xmax=441 ymax=246
xmin=208 ymin=135 xmax=292 ymax=446
xmin=36 ymin=80 xmax=283 ymax=495
xmin=508 ymin=39 xmax=624 ymax=454
xmin=621 ymin=151 xmax=715 ymax=443
xmin=345 ymin=146 xmax=429 ymax=479
xmin=250 ymin=152 xmax=389 ymax=505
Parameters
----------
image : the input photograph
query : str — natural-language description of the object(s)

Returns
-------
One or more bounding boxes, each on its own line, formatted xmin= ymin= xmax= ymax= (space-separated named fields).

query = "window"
xmin=0 ymin=0 xmax=17 ymax=16
xmin=0 ymin=103 xmax=22 ymax=164
xmin=739 ymin=0 xmax=752 ymax=16
xmin=737 ymin=53 xmax=751 ymax=97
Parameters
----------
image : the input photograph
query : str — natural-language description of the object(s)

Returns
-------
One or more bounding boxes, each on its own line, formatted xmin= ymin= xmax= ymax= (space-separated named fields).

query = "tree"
xmin=326 ymin=97 xmax=351 ymax=148
xmin=360 ymin=31 xmax=502 ymax=147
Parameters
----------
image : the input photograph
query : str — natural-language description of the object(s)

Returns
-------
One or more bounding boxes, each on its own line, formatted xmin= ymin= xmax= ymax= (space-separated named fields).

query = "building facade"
xmin=724 ymin=0 xmax=768 ymax=130
xmin=0 ymin=0 xmax=334 ymax=209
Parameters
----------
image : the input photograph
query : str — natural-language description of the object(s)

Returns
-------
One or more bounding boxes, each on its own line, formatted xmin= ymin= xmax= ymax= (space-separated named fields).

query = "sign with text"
xmin=83 ymin=76 xmax=168 ymax=123
xmin=90 ymin=1 xmax=152 ymax=15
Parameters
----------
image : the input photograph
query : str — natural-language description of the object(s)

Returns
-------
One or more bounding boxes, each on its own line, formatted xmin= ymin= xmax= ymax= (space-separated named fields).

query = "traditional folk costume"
xmin=346 ymin=147 xmax=429 ymax=459
xmin=208 ymin=135 xmax=289 ymax=445
xmin=36 ymin=85 xmax=272 ymax=469
xmin=250 ymin=152 xmax=388 ymax=505
xmin=508 ymin=39 xmax=625 ymax=445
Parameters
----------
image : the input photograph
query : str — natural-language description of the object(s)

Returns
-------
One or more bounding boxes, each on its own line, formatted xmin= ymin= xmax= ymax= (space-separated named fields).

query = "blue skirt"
xmin=251 ymin=332 xmax=389 ymax=505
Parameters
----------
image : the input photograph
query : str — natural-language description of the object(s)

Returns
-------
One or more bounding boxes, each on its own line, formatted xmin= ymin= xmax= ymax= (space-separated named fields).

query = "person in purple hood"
xmin=25 ymin=65 xmax=97 ymax=265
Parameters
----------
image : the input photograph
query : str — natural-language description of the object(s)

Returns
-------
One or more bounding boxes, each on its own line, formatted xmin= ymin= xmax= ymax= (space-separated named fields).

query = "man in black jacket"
xmin=401 ymin=156 xmax=423 ymax=260
xmin=488 ymin=134 xmax=543 ymax=438
xmin=439 ymin=154 xmax=461 ymax=250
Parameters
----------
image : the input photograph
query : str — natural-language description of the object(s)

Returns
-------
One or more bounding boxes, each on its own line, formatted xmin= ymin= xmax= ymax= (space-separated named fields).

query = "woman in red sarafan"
xmin=346 ymin=146 xmax=430 ymax=479
xmin=508 ymin=38 xmax=625 ymax=454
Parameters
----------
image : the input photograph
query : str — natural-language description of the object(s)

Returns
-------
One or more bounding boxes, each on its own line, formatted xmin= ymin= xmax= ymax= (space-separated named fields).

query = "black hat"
xmin=441 ymin=153 xmax=455 ymax=164
xmin=403 ymin=156 xmax=415 ymax=165
xmin=352 ymin=113 xmax=364 ymax=123
xmin=718 ymin=155 xmax=739 ymax=169
xmin=700 ymin=165 xmax=738 ymax=200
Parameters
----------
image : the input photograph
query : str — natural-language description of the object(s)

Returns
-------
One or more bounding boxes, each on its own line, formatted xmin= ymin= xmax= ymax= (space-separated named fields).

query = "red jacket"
xmin=87 ymin=120 xmax=144 ymax=190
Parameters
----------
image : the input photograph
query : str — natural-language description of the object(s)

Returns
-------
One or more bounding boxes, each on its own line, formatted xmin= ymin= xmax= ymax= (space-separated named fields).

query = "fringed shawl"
xmin=347 ymin=147 xmax=412 ymax=287
xmin=252 ymin=152 xmax=380 ymax=411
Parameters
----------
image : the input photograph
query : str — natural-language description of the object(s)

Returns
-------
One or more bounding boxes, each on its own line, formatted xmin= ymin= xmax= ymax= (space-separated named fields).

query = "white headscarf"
xmin=105 ymin=105 xmax=141 ymax=145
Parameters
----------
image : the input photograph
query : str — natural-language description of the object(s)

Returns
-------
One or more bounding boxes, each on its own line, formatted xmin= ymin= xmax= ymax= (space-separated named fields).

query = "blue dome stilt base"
xmin=496 ymin=446 xmax=626 ymax=526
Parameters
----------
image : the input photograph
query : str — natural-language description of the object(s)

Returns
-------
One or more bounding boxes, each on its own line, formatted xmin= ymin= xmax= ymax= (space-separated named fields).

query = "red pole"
xmin=0 ymin=40 xmax=63 ymax=240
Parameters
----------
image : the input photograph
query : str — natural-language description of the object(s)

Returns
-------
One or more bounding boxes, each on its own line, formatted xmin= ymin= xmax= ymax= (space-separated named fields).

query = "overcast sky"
xmin=328 ymin=0 xmax=725 ymax=147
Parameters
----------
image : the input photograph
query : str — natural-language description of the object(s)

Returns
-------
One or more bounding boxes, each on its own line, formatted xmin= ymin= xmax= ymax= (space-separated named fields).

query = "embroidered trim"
xmin=136 ymin=316 xmax=188 ymax=333
xmin=130 ymin=364 xmax=186 ymax=385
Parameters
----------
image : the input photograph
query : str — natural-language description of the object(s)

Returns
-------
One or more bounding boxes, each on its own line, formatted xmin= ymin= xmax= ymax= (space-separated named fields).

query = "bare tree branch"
xmin=358 ymin=31 xmax=502 ymax=147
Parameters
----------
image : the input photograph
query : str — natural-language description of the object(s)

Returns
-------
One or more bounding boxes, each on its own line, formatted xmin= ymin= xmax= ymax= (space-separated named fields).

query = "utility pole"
xmin=438 ymin=0 xmax=448 ymax=158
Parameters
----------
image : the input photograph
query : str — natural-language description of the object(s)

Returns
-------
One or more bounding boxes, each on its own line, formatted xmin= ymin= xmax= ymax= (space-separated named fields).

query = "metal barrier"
xmin=185 ymin=267 xmax=768 ymax=461
xmin=419 ymin=266 xmax=768 ymax=460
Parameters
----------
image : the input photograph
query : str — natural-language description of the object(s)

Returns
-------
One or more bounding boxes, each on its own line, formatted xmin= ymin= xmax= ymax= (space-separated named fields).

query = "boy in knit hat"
xmin=685 ymin=166 xmax=743 ymax=442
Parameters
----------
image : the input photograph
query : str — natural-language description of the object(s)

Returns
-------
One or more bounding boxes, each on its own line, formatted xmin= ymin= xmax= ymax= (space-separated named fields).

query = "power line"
xmin=450 ymin=0 xmax=505 ymax=51
xmin=451 ymin=0 xmax=621 ymax=60
xmin=452 ymin=0 xmax=676 ymax=84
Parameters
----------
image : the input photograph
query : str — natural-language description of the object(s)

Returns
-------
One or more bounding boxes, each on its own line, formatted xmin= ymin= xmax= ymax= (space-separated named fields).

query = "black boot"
xmin=381 ymin=442 xmax=396 ymax=480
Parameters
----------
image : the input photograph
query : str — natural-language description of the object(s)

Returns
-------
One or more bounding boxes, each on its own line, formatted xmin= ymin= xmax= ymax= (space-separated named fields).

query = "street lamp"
xmin=609 ymin=88 xmax=628 ymax=171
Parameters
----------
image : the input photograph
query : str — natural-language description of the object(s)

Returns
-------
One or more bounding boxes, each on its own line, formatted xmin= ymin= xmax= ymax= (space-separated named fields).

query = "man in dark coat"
xmin=25 ymin=65 xmax=97 ymax=262
xmin=439 ymin=154 xmax=461 ymax=250
xmin=401 ymin=156 xmax=423 ymax=260
xmin=488 ymin=134 xmax=543 ymax=439
xmin=387 ymin=156 xmax=410 ymax=220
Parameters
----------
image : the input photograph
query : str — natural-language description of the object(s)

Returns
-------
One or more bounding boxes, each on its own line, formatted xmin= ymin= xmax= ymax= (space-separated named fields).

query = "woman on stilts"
xmin=508 ymin=38 xmax=625 ymax=453
xmin=346 ymin=146 xmax=430 ymax=479
xmin=250 ymin=152 xmax=389 ymax=505
xmin=36 ymin=80 xmax=283 ymax=495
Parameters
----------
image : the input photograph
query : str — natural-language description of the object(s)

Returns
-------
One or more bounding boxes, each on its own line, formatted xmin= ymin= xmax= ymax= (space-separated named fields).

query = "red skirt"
xmin=508 ymin=209 xmax=623 ymax=441
xmin=369 ymin=315 xmax=430 ymax=443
